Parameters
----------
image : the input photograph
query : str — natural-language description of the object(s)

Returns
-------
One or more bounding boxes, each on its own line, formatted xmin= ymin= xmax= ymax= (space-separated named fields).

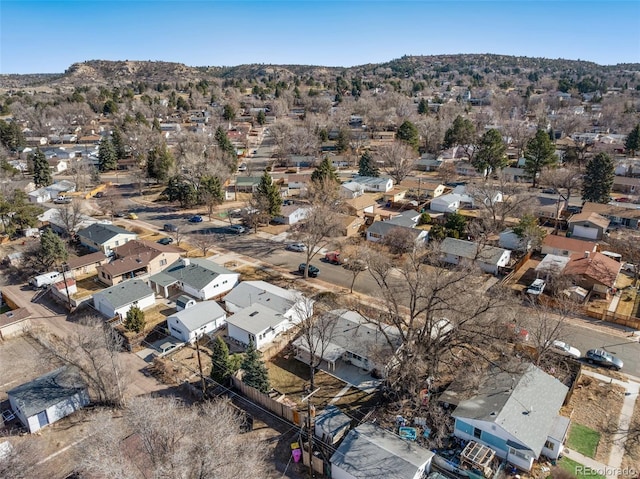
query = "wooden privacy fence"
xmin=230 ymin=375 xmax=303 ymax=426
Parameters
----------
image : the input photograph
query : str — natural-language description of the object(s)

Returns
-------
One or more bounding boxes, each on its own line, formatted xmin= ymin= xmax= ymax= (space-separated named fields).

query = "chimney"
xmin=584 ymin=251 xmax=590 ymax=259
xmin=182 ymin=258 xmax=190 ymax=267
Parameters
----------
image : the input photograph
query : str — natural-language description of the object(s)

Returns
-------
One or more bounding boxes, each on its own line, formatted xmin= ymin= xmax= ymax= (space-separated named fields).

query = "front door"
xmin=36 ymin=410 xmax=49 ymax=428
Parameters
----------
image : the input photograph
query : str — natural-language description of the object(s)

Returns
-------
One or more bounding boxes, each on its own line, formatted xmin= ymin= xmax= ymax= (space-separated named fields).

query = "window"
xmin=508 ymin=447 xmax=530 ymax=460
xmin=473 ymin=427 xmax=482 ymax=439
xmin=544 ymin=440 xmax=554 ymax=451
xmin=160 ymin=259 xmax=167 ymax=266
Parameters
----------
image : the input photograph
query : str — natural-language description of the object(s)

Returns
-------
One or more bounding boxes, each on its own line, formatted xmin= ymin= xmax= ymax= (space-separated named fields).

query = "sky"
xmin=1 ymin=0 xmax=639 ymax=74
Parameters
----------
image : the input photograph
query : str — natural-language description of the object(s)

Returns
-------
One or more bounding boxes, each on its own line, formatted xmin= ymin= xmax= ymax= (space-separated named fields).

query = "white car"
xmin=286 ymin=243 xmax=306 ymax=252
xmin=551 ymin=340 xmax=581 ymax=359
xmin=526 ymin=279 xmax=546 ymax=296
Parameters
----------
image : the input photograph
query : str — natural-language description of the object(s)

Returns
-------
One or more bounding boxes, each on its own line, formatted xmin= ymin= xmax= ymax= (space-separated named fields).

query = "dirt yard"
xmin=562 ymin=373 xmax=626 ymax=464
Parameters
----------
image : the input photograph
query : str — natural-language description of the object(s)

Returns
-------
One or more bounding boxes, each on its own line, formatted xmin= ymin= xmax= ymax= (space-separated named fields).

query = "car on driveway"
xmin=585 ymin=349 xmax=623 ymax=371
xmin=550 ymin=340 xmax=581 ymax=359
xmin=615 ymin=197 xmax=631 ymax=203
xmin=157 ymin=237 xmax=174 ymax=245
xmin=286 ymin=243 xmax=306 ymax=252
xmin=298 ymin=263 xmax=319 ymax=278
xmin=189 ymin=215 xmax=203 ymax=223
xmin=163 ymin=223 xmax=178 ymax=232
xmin=227 ymin=224 xmax=246 ymax=234
xmin=526 ymin=279 xmax=546 ymax=296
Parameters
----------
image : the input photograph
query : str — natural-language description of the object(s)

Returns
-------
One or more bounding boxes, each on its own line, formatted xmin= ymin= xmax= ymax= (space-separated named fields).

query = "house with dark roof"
xmin=452 ymin=363 xmax=569 ymax=471
xmin=581 ymin=202 xmax=640 ymax=230
xmin=149 ymin=258 xmax=239 ymax=300
xmin=76 ymin=223 xmax=138 ymax=254
xmin=439 ymin=238 xmax=511 ymax=275
xmin=567 ymin=211 xmax=610 ymax=240
xmin=8 ymin=367 xmax=89 ymax=433
xmin=330 ymin=422 xmax=434 ymax=479
xmin=65 ymin=251 xmax=109 ymax=278
xmin=96 ymin=240 xmax=182 ymax=286
xmin=166 ymin=301 xmax=226 ymax=343
xmin=366 ymin=210 xmax=427 ymax=244
xmin=92 ymin=279 xmax=155 ymax=319
xmin=562 ymin=251 xmax=621 ymax=295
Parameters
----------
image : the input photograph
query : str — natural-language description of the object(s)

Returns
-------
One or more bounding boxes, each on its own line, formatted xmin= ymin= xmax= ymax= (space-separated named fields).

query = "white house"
xmin=150 ymin=258 xmax=239 ymax=300
xmin=429 ymin=193 xmax=465 ymax=213
xmin=166 ymin=301 xmax=226 ymax=343
xmin=8 ymin=367 xmax=89 ymax=433
xmin=226 ymin=303 xmax=296 ymax=350
xmin=439 ymin=238 xmax=511 ymax=275
xmin=498 ymin=229 xmax=531 ymax=252
xmin=76 ymin=223 xmax=138 ymax=255
xmin=92 ymin=279 xmax=155 ymax=319
xmin=330 ymin=422 xmax=434 ymax=479
xmin=350 ymin=176 xmax=394 ymax=193
xmin=452 ymin=363 xmax=569 ymax=471
xmin=273 ymin=205 xmax=310 ymax=225
xmin=224 ymin=280 xmax=310 ymax=322
xmin=340 ymin=181 xmax=366 ymax=199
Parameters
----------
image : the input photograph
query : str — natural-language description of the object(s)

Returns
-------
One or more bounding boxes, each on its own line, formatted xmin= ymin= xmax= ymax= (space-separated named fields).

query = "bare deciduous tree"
xmin=190 ymin=232 xmax=220 ymax=257
xmin=378 ymin=141 xmax=417 ymax=185
xmin=0 ymin=439 xmax=43 ymax=479
xmin=97 ymin=190 xmax=125 ymax=221
xmin=54 ymin=201 xmax=86 ymax=237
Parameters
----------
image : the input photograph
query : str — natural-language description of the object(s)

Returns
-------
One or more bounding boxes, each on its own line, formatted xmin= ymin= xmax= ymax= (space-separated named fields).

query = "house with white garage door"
xmin=8 ymin=367 xmax=89 ymax=433
xmin=166 ymin=301 xmax=226 ymax=343
xmin=92 ymin=279 xmax=155 ymax=319
xmin=567 ymin=212 xmax=610 ymax=240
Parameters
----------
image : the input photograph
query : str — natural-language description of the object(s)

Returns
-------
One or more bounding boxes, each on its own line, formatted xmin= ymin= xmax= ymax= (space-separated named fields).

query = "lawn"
xmin=566 ymin=423 xmax=600 ymax=458
xmin=556 ymin=457 xmax=605 ymax=479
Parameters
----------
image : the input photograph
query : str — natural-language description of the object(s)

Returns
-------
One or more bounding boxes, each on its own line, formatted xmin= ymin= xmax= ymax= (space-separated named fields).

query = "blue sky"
xmin=1 ymin=1 xmax=639 ymax=74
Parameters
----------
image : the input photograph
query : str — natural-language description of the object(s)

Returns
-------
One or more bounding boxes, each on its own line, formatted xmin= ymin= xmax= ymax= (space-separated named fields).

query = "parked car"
xmin=615 ymin=197 xmax=631 ymax=203
xmin=585 ymin=349 xmax=623 ymax=371
xmin=30 ymin=271 xmax=62 ymax=289
xmin=53 ymin=196 xmax=72 ymax=204
xmin=622 ymin=263 xmax=636 ymax=273
xmin=157 ymin=237 xmax=174 ymax=245
xmin=550 ymin=340 xmax=581 ymax=359
xmin=298 ymin=263 xmax=319 ymax=278
xmin=163 ymin=223 xmax=178 ymax=232
xmin=114 ymin=212 xmax=125 ymax=218
xmin=566 ymin=206 xmax=582 ymax=214
xmin=286 ymin=243 xmax=306 ymax=252
xmin=227 ymin=224 xmax=246 ymax=234
xmin=94 ymin=191 xmax=104 ymax=198
xmin=542 ymin=188 xmax=559 ymax=194
xmin=526 ymin=279 xmax=546 ymax=296
xmin=189 ymin=215 xmax=203 ymax=223
xmin=237 ymin=163 xmax=247 ymax=172
xmin=324 ymin=251 xmax=348 ymax=265
xmin=126 ymin=212 xmax=138 ymax=220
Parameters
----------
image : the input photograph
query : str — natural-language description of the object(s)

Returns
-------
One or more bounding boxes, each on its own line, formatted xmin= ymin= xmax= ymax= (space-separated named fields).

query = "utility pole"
xmin=195 ymin=335 xmax=206 ymax=396
xmin=302 ymin=387 xmax=320 ymax=479
xmin=61 ymin=263 xmax=72 ymax=312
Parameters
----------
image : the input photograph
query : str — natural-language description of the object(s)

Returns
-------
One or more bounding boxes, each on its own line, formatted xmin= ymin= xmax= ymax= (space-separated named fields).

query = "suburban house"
xmin=224 ymin=280 xmax=310 ymax=322
xmin=286 ymin=173 xmax=312 ymax=192
xmin=273 ymin=205 xmax=310 ymax=225
xmin=532 ymin=195 xmax=563 ymax=222
xmin=28 ymin=180 xmax=76 ymax=203
xmin=336 ymin=214 xmax=365 ymax=237
xmin=429 ymin=193 xmax=465 ymax=213
xmin=92 ymin=279 xmax=156 ymax=319
xmin=451 ymin=363 xmax=569 ymax=471
xmin=166 ymin=301 xmax=226 ymax=343
xmin=456 ymin=161 xmax=485 ymax=177
xmin=535 ymin=254 xmax=571 ymax=281
xmin=382 ymin=187 xmax=408 ymax=204
xmin=340 ymin=181 xmax=366 ymax=199
xmin=562 ymin=251 xmax=621 ymax=295
xmin=65 ymin=251 xmax=109 ymax=278
xmin=8 ymin=367 xmax=90 ymax=433
xmin=567 ymin=211 xmax=610 ymax=240
xmin=350 ymin=176 xmax=394 ymax=193
xmin=234 ymin=176 xmax=263 ymax=193
xmin=402 ymin=179 xmax=446 ymax=199
xmin=47 ymin=157 xmax=69 ymax=174
xmin=0 ymin=307 xmax=31 ymax=340
xmin=366 ymin=210 xmax=427 ymax=244
xmin=415 ymin=157 xmax=444 ymax=172
xmin=314 ymin=405 xmax=352 ymax=445
xmin=343 ymin=194 xmax=377 ymax=217
xmin=293 ymin=309 xmax=401 ymax=380
xmin=439 ymin=238 xmax=511 ymax=275
xmin=226 ymin=303 xmax=296 ymax=350
xmin=330 ymin=422 xmax=434 ymax=479
xmin=149 ymin=258 xmax=239 ymax=300
xmin=498 ymin=229 xmax=531 ymax=252
xmin=541 ymin=235 xmax=598 ymax=257
xmin=612 ymin=175 xmax=640 ymax=194
xmin=76 ymin=223 xmax=138 ymax=255
xmin=581 ymin=202 xmax=640 ymax=230
xmin=96 ymin=240 xmax=182 ymax=286
xmin=500 ymin=167 xmax=529 ymax=183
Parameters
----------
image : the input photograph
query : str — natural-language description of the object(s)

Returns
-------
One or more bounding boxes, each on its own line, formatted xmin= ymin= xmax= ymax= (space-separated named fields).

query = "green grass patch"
xmin=556 ymin=457 xmax=606 ymax=479
xmin=566 ymin=423 xmax=600 ymax=458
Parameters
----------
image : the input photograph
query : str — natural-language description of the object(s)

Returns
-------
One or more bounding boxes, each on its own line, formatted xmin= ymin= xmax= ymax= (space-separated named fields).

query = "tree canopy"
xmin=311 ymin=157 xmax=339 ymax=184
xmin=98 ymin=137 xmax=117 ymax=171
xmin=625 ymin=123 xmax=640 ymax=156
xmin=582 ymin=152 xmax=614 ymax=204
xmin=443 ymin=115 xmax=476 ymax=155
xmin=124 ymin=306 xmax=145 ymax=333
xmin=240 ymin=340 xmax=270 ymax=393
xmin=254 ymin=171 xmax=281 ymax=218
xmin=473 ymin=128 xmax=507 ymax=176
xmin=396 ymin=120 xmax=420 ymax=152
xmin=38 ymin=228 xmax=68 ymax=269
xmin=31 ymin=148 xmax=52 ymax=188
xmin=146 ymin=143 xmax=174 ymax=184
xmin=523 ymin=129 xmax=556 ymax=188
xmin=358 ymin=151 xmax=379 ymax=177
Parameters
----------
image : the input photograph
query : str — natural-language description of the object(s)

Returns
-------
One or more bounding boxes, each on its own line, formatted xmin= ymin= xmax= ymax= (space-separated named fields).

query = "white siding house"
xmin=92 ymin=279 xmax=155 ymax=319
xmin=440 ymin=238 xmax=511 ymax=275
xmin=350 ymin=176 xmax=394 ymax=193
xmin=76 ymin=223 xmax=138 ymax=255
xmin=166 ymin=301 xmax=226 ymax=343
xmin=224 ymin=280 xmax=310 ymax=323
xmin=8 ymin=367 xmax=89 ymax=433
xmin=273 ymin=205 xmax=310 ymax=225
xmin=226 ymin=303 xmax=296 ymax=350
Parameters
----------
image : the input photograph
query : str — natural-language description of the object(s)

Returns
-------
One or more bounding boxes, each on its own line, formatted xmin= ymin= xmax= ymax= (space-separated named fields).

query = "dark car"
xmin=189 ymin=215 xmax=203 ymax=223
xmin=157 ymin=237 xmax=174 ymax=245
xmin=585 ymin=349 xmax=623 ymax=371
xmin=227 ymin=224 xmax=246 ymax=234
xmin=298 ymin=263 xmax=319 ymax=278
xmin=163 ymin=223 xmax=178 ymax=232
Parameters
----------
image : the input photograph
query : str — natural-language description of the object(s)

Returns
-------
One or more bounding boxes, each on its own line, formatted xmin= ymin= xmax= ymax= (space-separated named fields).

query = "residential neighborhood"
xmin=0 ymin=51 xmax=639 ymax=479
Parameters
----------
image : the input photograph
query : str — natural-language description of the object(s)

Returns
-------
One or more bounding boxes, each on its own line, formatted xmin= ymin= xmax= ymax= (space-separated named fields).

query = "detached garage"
xmin=92 ymin=279 xmax=155 ymax=319
xmin=568 ymin=212 xmax=610 ymax=241
xmin=8 ymin=367 xmax=89 ymax=433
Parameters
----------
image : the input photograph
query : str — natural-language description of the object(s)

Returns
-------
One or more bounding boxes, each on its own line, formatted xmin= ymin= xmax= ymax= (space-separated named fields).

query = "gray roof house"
xmin=330 ymin=422 xmax=434 ymax=479
xmin=452 ymin=363 xmax=570 ymax=471
xmin=226 ymin=303 xmax=294 ymax=351
xmin=366 ymin=210 xmax=427 ymax=244
xmin=224 ymin=280 xmax=309 ymax=318
xmin=92 ymin=279 xmax=155 ymax=319
xmin=76 ymin=223 xmax=138 ymax=254
xmin=8 ymin=367 xmax=89 ymax=433
xmin=150 ymin=258 xmax=239 ymax=300
xmin=439 ymin=238 xmax=511 ymax=275
xmin=166 ymin=301 xmax=226 ymax=343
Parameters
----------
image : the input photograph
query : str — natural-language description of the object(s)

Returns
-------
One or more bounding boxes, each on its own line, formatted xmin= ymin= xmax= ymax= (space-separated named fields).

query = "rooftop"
xmin=77 ymin=223 xmax=136 ymax=245
xmin=440 ymin=238 xmax=509 ymax=265
xmin=93 ymin=279 xmax=154 ymax=309
xmin=168 ymin=301 xmax=226 ymax=332
xmin=225 ymin=303 xmax=287 ymax=335
xmin=158 ymin=258 xmax=237 ymax=291
xmin=224 ymin=280 xmax=304 ymax=315
xmin=563 ymin=252 xmax=621 ymax=288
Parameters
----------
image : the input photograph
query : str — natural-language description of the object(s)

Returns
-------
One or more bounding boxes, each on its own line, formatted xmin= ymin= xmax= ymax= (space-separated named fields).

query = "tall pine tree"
xmin=625 ymin=123 xmax=640 ymax=157
xmin=254 ymin=171 xmax=281 ymax=218
xmin=582 ymin=152 xmax=614 ymax=204
xmin=523 ymin=129 xmax=556 ymax=188
xmin=473 ymin=128 xmax=507 ymax=177
xmin=358 ymin=151 xmax=379 ymax=177
xmin=210 ymin=336 xmax=232 ymax=384
xmin=311 ymin=157 xmax=339 ymax=184
xmin=396 ymin=120 xmax=420 ymax=152
xmin=31 ymin=148 xmax=52 ymax=188
xmin=98 ymin=137 xmax=117 ymax=171
xmin=241 ymin=340 xmax=270 ymax=393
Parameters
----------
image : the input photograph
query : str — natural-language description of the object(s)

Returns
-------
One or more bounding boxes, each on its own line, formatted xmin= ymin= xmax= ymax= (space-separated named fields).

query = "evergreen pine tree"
xmin=98 ymin=137 xmax=117 ymax=171
xmin=255 ymin=171 xmax=281 ymax=217
xmin=31 ymin=148 xmax=52 ymax=188
xmin=256 ymin=110 xmax=267 ymax=126
xmin=111 ymin=127 xmax=127 ymax=160
xmin=473 ymin=128 xmax=507 ymax=177
xmin=417 ymin=98 xmax=429 ymax=115
xmin=240 ymin=340 xmax=270 ymax=393
xmin=311 ymin=157 xmax=339 ymax=184
xmin=210 ymin=337 xmax=232 ymax=384
xmin=38 ymin=228 xmax=68 ymax=269
xmin=335 ymin=129 xmax=349 ymax=153
xmin=358 ymin=151 xmax=379 ymax=177
xmin=523 ymin=129 xmax=556 ymax=188
xmin=625 ymin=123 xmax=640 ymax=156
xmin=396 ymin=120 xmax=420 ymax=151
xmin=124 ymin=306 xmax=145 ymax=333
xmin=582 ymin=152 xmax=615 ymax=204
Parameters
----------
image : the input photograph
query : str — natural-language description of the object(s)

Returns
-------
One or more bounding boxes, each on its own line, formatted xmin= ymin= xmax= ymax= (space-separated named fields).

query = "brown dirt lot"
xmin=562 ymin=373 xmax=626 ymax=464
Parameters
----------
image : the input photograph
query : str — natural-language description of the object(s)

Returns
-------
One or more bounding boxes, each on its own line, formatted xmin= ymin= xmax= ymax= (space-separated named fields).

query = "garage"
xmin=571 ymin=225 xmax=599 ymax=240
